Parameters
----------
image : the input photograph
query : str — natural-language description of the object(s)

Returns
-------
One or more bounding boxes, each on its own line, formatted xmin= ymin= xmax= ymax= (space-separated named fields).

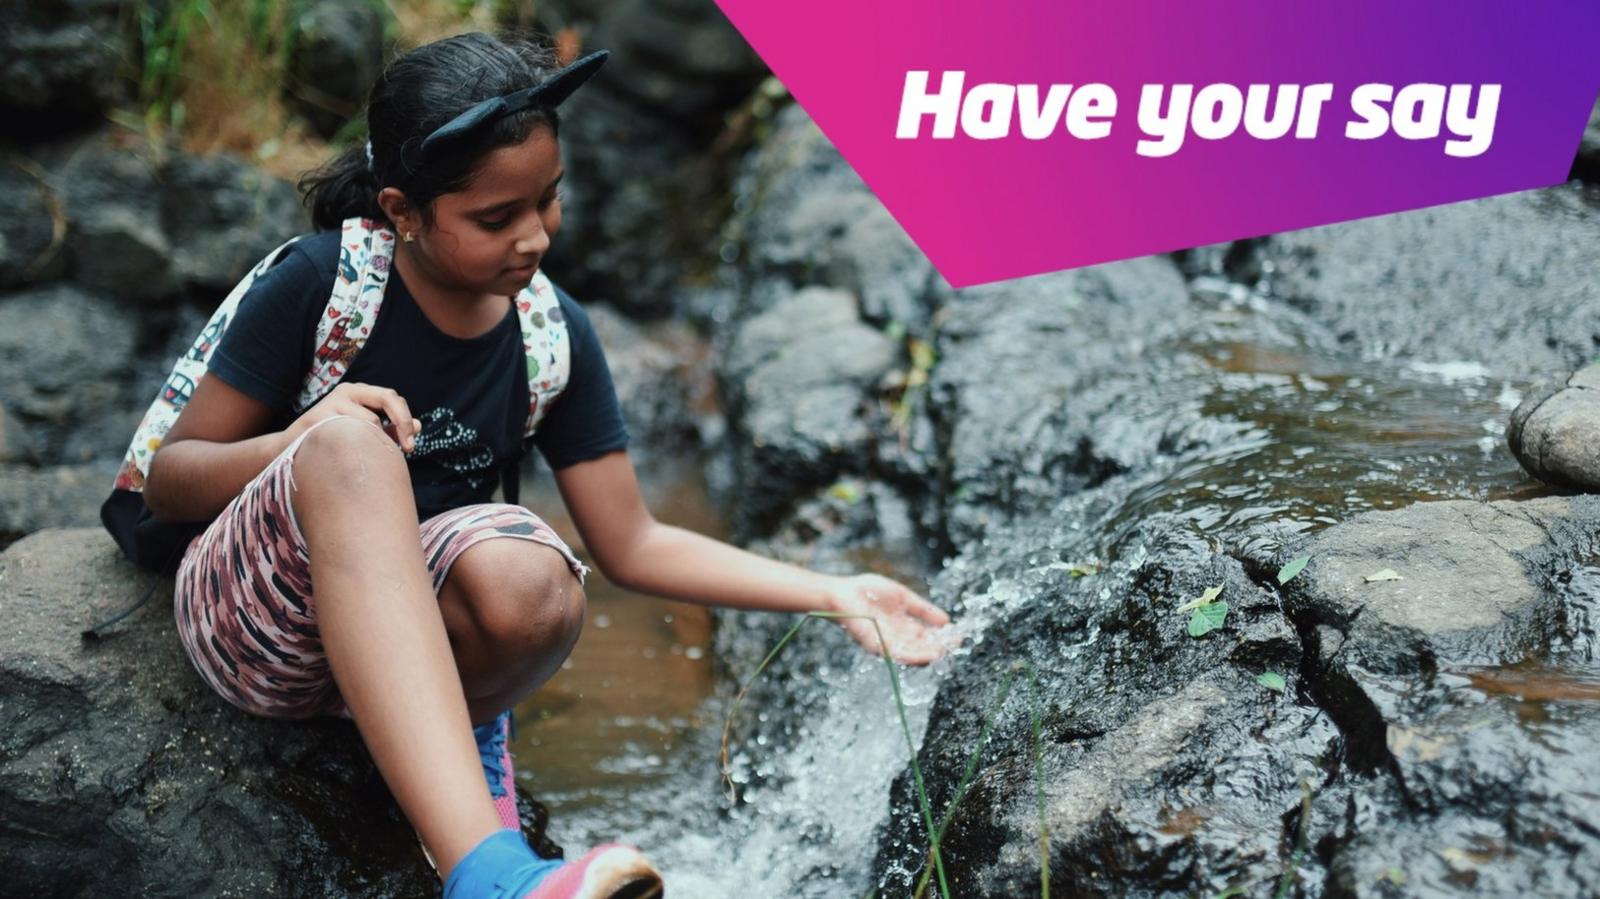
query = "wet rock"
xmin=1507 ymin=362 xmax=1600 ymax=491
xmin=0 ymin=464 xmax=110 ymax=545
xmin=930 ymin=256 xmax=1194 ymax=548
xmin=1278 ymin=499 xmax=1570 ymax=672
xmin=583 ymin=302 xmax=718 ymax=467
xmin=719 ymin=286 xmax=897 ymax=537
xmin=731 ymin=105 xmax=940 ymax=332
xmin=0 ymin=285 xmax=140 ymax=461
xmin=868 ymin=490 xmax=1600 ymax=898
xmin=0 ymin=529 xmax=564 ymax=896
xmin=871 ymin=504 xmax=1334 ymax=898
xmin=1249 ymin=495 xmax=1600 ymax=897
xmin=0 ymin=0 xmax=127 ymax=137
xmin=1242 ymin=185 xmax=1600 ymax=377
xmin=287 ymin=0 xmax=388 ymax=138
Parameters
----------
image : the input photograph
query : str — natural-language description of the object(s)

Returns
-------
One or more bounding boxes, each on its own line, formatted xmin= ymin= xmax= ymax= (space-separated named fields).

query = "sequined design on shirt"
xmin=412 ymin=407 xmax=496 ymax=489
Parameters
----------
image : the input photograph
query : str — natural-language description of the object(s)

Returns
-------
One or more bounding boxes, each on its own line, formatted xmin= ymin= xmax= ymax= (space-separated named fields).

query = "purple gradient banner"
xmin=713 ymin=1 xmax=1600 ymax=287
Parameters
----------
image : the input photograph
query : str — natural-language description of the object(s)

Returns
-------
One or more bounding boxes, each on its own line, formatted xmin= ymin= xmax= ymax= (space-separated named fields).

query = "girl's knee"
xmin=453 ymin=539 xmax=586 ymax=655
xmin=292 ymin=416 xmax=409 ymax=495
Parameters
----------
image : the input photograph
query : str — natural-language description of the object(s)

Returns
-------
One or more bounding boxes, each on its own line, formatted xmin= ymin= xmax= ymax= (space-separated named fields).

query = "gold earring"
xmin=403 ymin=231 xmax=415 ymax=243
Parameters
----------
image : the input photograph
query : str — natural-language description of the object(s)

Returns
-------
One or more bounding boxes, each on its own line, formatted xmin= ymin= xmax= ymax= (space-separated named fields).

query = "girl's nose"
xmin=515 ymin=219 xmax=550 ymax=257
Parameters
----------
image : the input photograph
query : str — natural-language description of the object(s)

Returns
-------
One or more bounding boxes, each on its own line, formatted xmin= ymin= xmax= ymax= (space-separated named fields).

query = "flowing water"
xmin=507 ymin=274 xmax=1561 ymax=896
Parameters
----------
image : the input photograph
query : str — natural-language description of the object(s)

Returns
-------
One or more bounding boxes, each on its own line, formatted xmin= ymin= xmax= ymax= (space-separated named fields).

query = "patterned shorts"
xmin=173 ymin=417 xmax=590 ymax=720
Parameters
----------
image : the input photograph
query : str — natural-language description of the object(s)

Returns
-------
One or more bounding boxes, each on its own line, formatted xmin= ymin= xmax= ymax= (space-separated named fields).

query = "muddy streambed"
xmin=509 ymin=461 xmax=724 ymax=817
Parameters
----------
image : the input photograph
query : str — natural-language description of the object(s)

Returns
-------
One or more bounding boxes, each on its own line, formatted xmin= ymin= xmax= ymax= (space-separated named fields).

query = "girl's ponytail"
xmin=298 ymin=143 xmax=385 ymax=232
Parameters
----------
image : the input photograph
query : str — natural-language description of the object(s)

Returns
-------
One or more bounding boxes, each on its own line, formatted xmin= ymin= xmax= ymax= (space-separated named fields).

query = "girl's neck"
xmin=391 ymin=243 xmax=510 ymax=340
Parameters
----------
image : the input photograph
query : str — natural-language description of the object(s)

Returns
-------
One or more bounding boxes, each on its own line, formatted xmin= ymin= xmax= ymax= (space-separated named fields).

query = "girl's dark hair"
xmin=299 ymin=32 xmax=564 ymax=232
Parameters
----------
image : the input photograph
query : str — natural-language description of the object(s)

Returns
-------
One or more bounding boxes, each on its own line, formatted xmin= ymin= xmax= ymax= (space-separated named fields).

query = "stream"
xmin=506 ymin=269 xmax=1559 ymax=896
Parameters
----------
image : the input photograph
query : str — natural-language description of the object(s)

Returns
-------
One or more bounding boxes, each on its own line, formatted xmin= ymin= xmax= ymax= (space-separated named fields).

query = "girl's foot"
xmin=475 ymin=710 xmax=523 ymax=832
xmin=444 ymin=829 xmax=663 ymax=899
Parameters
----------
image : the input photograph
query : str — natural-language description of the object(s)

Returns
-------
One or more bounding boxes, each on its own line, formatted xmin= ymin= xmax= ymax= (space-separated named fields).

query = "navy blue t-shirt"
xmin=208 ymin=229 xmax=629 ymax=520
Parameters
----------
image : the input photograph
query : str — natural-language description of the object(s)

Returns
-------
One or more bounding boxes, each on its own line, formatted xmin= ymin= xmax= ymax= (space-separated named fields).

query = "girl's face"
xmin=388 ymin=125 xmax=565 ymax=299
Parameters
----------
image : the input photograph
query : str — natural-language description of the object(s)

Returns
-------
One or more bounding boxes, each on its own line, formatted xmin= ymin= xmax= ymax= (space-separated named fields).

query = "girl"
xmin=130 ymin=31 xmax=953 ymax=899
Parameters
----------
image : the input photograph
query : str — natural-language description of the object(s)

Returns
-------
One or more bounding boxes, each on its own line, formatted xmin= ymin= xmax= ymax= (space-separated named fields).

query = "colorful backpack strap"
xmin=295 ymin=217 xmax=395 ymax=412
xmin=113 ymin=216 xmax=573 ymax=495
xmin=112 ymin=233 xmax=302 ymax=491
xmin=516 ymin=271 xmax=574 ymax=438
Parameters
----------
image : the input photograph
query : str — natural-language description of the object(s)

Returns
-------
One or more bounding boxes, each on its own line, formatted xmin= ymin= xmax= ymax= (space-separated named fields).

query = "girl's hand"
xmin=288 ymin=382 xmax=423 ymax=452
xmin=824 ymin=573 xmax=957 ymax=666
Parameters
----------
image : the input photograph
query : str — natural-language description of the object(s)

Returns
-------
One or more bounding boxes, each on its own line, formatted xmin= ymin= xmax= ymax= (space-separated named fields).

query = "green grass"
xmin=720 ymin=613 xmax=1052 ymax=899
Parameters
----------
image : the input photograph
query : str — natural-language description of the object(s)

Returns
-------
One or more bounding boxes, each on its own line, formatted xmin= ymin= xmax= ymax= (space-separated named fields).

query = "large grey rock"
xmin=871 ymin=502 xmax=1329 ymax=898
xmin=42 ymin=136 xmax=307 ymax=303
xmin=0 ymin=529 xmax=566 ymax=896
xmin=0 ymin=285 xmax=140 ymax=461
xmin=1243 ymin=185 xmax=1600 ymax=377
xmin=731 ymin=105 xmax=939 ymax=332
xmin=1507 ymin=362 xmax=1600 ymax=490
xmin=0 ymin=464 xmax=110 ymax=545
xmin=159 ymin=150 xmax=306 ymax=295
xmin=719 ymin=286 xmax=898 ymax=535
xmin=0 ymin=0 xmax=127 ymax=136
xmin=0 ymin=529 xmax=431 ymax=897
xmin=541 ymin=0 xmax=765 ymax=124
xmin=1256 ymin=496 xmax=1600 ymax=898
xmin=537 ymin=0 xmax=769 ymax=318
xmin=51 ymin=143 xmax=175 ymax=302
xmin=930 ymin=256 xmax=1195 ymax=548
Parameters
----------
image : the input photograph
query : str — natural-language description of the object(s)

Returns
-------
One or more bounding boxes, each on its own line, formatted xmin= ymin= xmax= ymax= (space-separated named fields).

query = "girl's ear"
xmin=377 ymin=187 xmax=419 ymax=235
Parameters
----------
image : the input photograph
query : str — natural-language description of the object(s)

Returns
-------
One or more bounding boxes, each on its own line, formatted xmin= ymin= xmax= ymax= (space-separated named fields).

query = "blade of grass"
xmin=1026 ymin=663 xmax=1050 ymax=899
xmin=1273 ymin=777 xmax=1313 ymax=899
xmin=911 ymin=667 xmax=1020 ymax=899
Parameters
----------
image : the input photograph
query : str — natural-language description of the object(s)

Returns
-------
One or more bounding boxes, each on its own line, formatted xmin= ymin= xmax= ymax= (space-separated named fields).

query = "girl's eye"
xmin=478 ymin=216 xmax=512 ymax=231
xmin=538 ymin=188 xmax=566 ymax=211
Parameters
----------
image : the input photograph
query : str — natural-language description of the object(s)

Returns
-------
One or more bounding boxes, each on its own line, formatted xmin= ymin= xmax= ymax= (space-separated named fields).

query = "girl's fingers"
xmin=912 ymin=595 xmax=951 ymax=626
xmin=355 ymin=386 xmax=416 ymax=449
xmin=337 ymin=403 xmax=384 ymax=426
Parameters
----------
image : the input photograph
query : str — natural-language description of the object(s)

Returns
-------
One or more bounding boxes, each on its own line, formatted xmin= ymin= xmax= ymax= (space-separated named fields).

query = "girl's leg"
xmin=288 ymin=417 xmax=500 ymax=876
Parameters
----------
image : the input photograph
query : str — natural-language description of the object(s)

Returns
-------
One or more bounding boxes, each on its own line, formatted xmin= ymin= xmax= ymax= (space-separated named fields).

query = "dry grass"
xmin=125 ymin=0 xmax=567 ymax=181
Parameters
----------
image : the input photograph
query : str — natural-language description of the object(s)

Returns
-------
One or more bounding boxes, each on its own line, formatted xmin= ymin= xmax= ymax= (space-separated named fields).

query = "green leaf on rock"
xmin=1257 ymin=671 xmax=1287 ymax=693
xmin=1364 ymin=568 xmax=1402 ymax=582
xmin=1277 ymin=554 xmax=1310 ymax=584
xmin=1065 ymin=561 xmax=1101 ymax=577
xmin=1188 ymin=601 xmax=1229 ymax=637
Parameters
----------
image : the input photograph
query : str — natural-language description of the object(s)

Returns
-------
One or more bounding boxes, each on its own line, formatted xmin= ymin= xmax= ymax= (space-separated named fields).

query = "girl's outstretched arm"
xmin=551 ymin=449 xmax=955 ymax=665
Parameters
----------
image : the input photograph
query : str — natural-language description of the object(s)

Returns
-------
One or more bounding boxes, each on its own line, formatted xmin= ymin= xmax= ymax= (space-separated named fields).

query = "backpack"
xmin=101 ymin=216 xmax=574 ymax=571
